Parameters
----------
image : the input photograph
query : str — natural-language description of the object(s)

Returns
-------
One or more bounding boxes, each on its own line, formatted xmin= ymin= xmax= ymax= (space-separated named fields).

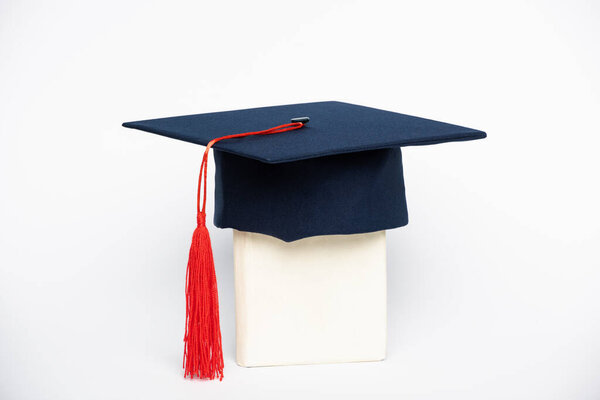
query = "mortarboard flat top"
xmin=122 ymin=101 xmax=486 ymax=163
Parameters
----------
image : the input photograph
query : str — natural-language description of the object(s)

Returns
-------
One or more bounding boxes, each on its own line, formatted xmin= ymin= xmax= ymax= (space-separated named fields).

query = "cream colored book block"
xmin=233 ymin=230 xmax=387 ymax=367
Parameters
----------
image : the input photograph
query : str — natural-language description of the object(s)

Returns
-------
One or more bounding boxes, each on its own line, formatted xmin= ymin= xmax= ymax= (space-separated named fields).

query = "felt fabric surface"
xmin=214 ymin=148 xmax=408 ymax=242
xmin=122 ymin=101 xmax=486 ymax=163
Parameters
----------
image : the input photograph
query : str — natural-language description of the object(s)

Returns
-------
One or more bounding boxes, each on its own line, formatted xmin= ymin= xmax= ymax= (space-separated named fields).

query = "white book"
xmin=233 ymin=229 xmax=387 ymax=367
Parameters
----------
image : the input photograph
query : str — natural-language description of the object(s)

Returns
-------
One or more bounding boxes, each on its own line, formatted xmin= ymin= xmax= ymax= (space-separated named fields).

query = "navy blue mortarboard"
xmin=122 ymin=100 xmax=486 ymax=380
xmin=123 ymin=101 xmax=486 ymax=241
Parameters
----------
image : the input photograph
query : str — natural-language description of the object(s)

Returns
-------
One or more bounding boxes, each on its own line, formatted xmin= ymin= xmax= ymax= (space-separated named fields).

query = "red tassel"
xmin=182 ymin=122 xmax=305 ymax=380
xmin=183 ymin=212 xmax=224 ymax=380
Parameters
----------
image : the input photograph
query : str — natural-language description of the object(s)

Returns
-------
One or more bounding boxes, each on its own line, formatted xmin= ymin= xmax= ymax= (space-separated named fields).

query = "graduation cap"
xmin=122 ymin=100 xmax=486 ymax=380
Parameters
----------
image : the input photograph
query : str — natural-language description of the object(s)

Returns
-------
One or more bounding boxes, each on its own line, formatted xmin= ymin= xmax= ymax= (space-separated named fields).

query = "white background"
xmin=1 ymin=0 xmax=599 ymax=399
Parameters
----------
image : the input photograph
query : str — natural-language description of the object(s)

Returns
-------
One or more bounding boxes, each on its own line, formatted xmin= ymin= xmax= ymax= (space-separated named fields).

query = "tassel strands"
xmin=183 ymin=122 xmax=306 ymax=380
xmin=183 ymin=211 xmax=224 ymax=380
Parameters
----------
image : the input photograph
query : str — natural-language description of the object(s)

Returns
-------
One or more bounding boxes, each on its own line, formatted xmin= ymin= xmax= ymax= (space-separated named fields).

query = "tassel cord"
xmin=197 ymin=122 xmax=304 ymax=216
